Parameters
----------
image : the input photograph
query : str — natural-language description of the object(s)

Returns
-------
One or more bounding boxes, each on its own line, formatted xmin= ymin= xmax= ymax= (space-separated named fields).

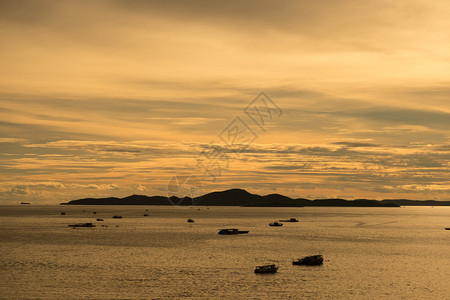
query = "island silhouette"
xmin=56 ymin=188 xmax=450 ymax=207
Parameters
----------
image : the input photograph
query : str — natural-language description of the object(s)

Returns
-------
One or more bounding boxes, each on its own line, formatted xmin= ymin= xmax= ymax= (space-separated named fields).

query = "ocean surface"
xmin=0 ymin=205 xmax=449 ymax=299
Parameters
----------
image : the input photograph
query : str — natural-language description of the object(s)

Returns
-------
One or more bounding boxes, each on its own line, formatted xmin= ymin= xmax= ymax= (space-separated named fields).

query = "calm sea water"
xmin=0 ymin=205 xmax=449 ymax=299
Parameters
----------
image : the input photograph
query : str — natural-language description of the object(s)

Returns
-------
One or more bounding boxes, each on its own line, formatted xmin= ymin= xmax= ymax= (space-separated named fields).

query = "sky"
xmin=0 ymin=0 xmax=449 ymax=204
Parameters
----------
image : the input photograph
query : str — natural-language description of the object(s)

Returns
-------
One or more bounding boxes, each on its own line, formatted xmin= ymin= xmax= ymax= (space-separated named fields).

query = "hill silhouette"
xmin=60 ymin=188 xmax=414 ymax=207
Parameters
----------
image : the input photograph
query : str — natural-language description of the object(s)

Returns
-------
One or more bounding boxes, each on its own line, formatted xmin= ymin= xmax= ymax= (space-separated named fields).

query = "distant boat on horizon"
xmin=20 ymin=202 xmax=31 ymax=205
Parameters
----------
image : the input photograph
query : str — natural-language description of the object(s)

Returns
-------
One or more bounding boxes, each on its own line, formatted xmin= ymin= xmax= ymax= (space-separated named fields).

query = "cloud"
xmin=398 ymin=184 xmax=450 ymax=191
xmin=10 ymin=186 xmax=30 ymax=195
xmin=2 ymin=0 xmax=450 ymax=97
xmin=331 ymin=142 xmax=380 ymax=148
xmin=0 ymin=182 xmax=121 ymax=192
xmin=0 ymin=138 xmax=27 ymax=143
xmin=132 ymin=184 xmax=147 ymax=191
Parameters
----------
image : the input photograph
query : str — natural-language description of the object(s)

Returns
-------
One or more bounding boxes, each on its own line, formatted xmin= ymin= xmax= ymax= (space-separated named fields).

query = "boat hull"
xmin=293 ymin=255 xmax=323 ymax=266
xmin=254 ymin=265 xmax=278 ymax=273
xmin=218 ymin=231 xmax=249 ymax=235
xmin=218 ymin=228 xmax=249 ymax=235
xmin=68 ymin=223 xmax=95 ymax=228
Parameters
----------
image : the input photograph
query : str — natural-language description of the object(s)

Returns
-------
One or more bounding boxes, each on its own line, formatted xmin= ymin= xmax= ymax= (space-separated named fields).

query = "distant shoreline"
xmin=60 ymin=188 xmax=450 ymax=207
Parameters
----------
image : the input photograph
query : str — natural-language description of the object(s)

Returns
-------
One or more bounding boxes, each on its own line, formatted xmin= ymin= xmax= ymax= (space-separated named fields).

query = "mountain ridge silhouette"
xmin=57 ymin=188 xmax=450 ymax=207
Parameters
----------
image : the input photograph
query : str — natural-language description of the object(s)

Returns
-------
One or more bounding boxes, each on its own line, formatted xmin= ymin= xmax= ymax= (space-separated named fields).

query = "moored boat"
xmin=292 ymin=254 xmax=323 ymax=266
xmin=112 ymin=215 xmax=122 ymax=219
xmin=254 ymin=264 xmax=278 ymax=273
xmin=218 ymin=228 xmax=249 ymax=235
xmin=68 ymin=222 xmax=95 ymax=228
xmin=187 ymin=219 xmax=194 ymax=223
xmin=279 ymin=218 xmax=299 ymax=222
xmin=269 ymin=222 xmax=283 ymax=226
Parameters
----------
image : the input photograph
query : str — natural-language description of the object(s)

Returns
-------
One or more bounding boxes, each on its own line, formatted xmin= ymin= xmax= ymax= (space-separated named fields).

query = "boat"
xmin=60 ymin=212 xmax=66 ymax=215
xmin=445 ymin=228 xmax=450 ymax=230
xmin=269 ymin=222 xmax=283 ymax=226
xmin=20 ymin=202 xmax=31 ymax=205
xmin=292 ymin=254 xmax=323 ymax=266
xmin=279 ymin=218 xmax=299 ymax=222
xmin=254 ymin=264 xmax=278 ymax=273
xmin=112 ymin=215 xmax=122 ymax=219
xmin=143 ymin=214 xmax=149 ymax=216
xmin=68 ymin=223 xmax=96 ymax=228
xmin=96 ymin=218 xmax=104 ymax=221
xmin=218 ymin=228 xmax=249 ymax=235
xmin=187 ymin=219 xmax=194 ymax=223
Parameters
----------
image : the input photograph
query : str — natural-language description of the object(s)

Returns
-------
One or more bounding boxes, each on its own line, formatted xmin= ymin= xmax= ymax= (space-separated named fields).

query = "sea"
xmin=0 ymin=205 xmax=449 ymax=299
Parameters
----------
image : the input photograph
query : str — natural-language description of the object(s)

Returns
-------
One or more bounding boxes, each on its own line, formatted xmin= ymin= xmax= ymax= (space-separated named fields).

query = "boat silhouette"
xmin=218 ymin=228 xmax=249 ymax=235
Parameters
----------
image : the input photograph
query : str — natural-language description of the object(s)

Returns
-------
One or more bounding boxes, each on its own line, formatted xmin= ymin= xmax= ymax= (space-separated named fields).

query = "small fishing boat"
xmin=269 ymin=222 xmax=283 ymax=226
xmin=218 ymin=228 xmax=249 ymax=235
xmin=143 ymin=214 xmax=149 ymax=216
xmin=445 ymin=228 xmax=450 ymax=230
xmin=279 ymin=218 xmax=299 ymax=222
xmin=292 ymin=254 xmax=323 ymax=266
xmin=96 ymin=218 xmax=104 ymax=221
xmin=68 ymin=223 xmax=95 ymax=228
xmin=187 ymin=219 xmax=194 ymax=223
xmin=254 ymin=264 xmax=278 ymax=274
xmin=112 ymin=215 xmax=122 ymax=219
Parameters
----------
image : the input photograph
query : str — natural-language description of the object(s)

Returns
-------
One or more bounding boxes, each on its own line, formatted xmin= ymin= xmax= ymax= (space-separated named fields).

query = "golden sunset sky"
xmin=1 ymin=0 xmax=449 ymax=203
